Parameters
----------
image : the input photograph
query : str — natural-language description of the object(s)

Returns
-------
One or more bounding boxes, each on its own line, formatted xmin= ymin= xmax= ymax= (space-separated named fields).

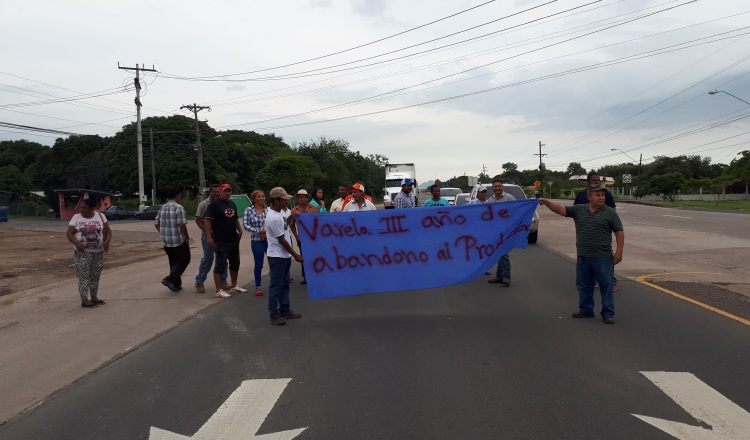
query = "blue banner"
xmin=296 ymin=199 xmax=538 ymax=299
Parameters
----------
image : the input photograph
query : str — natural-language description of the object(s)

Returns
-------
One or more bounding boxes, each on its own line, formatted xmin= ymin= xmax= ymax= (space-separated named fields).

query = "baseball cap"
xmin=219 ymin=183 xmax=232 ymax=192
xmin=350 ymin=182 xmax=365 ymax=192
xmin=587 ymin=184 xmax=606 ymax=194
xmin=269 ymin=187 xmax=292 ymax=200
xmin=401 ymin=178 xmax=414 ymax=186
xmin=477 ymin=185 xmax=488 ymax=192
xmin=296 ymin=189 xmax=309 ymax=196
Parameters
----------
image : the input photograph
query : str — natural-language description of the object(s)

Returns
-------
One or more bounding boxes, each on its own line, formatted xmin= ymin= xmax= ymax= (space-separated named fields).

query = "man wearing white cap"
xmin=393 ymin=178 xmax=417 ymax=209
xmin=344 ymin=183 xmax=376 ymax=211
xmin=288 ymin=189 xmax=319 ymax=285
xmin=470 ymin=185 xmax=488 ymax=204
xmin=266 ymin=187 xmax=304 ymax=325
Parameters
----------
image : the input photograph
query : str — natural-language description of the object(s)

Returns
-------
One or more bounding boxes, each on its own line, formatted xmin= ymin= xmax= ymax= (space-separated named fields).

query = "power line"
xmin=160 ymin=0 xmax=500 ymax=80
xmin=159 ymin=0 xmax=590 ymax=82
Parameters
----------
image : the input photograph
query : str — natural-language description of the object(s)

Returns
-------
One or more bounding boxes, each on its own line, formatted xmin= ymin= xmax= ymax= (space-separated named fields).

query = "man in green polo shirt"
xmin=538 ymin=185 xmax=624 ymax=324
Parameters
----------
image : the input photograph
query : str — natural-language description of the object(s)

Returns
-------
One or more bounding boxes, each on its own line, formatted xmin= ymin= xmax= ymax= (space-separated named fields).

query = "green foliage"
xmin=643 ymin=155 xmax=722 ymax=180
xmin=502 ymin=162 xmax=518 ymax=172
xmin=0 ymin=140 xmax=48 ymax=171
xmin=566 ymin=162 xmax=586 ymax=176
xmin=639 ymin=172 xmax=685 ymax=201
xmin=727 ymin=150 xmax=750 ymax=184
xmin=0 ymin=165 xmax=33 ymax=195
xmin=255 ymin=156 xmax=324 ymax=193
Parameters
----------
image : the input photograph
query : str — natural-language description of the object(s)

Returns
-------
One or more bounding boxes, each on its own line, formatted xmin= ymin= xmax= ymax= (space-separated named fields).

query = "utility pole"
xmin=534 ymin=141 xmax=546 ymax=196
xmin=118 ymin=62 xmax=156 ymax=211
xmin=181 ymin=103 xmax=211 ymax=200
xmin=150 ymin=128 xmax=156 ymax=203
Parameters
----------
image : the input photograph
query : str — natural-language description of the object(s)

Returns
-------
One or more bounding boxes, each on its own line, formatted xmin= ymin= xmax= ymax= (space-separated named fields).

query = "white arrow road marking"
xmin=633 ymin=371 xmax=750 ymax=440
xmin=149 ymin=378 xmax=306 ymax=440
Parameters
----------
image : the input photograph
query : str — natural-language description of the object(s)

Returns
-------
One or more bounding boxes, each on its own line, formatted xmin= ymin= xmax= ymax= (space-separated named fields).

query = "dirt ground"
xmin=0 ymin=227 xmax=164 ymax=296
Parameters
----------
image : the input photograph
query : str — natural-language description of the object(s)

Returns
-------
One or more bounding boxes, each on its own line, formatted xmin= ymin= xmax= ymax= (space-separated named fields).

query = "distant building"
xmin=53 ymin=189 xmax=113 ymax=220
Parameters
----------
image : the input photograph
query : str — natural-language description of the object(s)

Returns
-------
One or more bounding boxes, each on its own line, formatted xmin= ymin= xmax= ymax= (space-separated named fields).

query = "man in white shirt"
xmin=265 ymin=187 xmax=304 ymax=325
xmin=329 ymin=185 xmax=348 ymax=213
xmin=343 ymin=183 xmax=376 ymax=212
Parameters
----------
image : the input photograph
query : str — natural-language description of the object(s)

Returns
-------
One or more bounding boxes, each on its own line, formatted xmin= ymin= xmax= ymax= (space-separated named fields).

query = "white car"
xmin=439 ymin=187 xmax=463 ymax=205
xmin=467 ymin=183 xmax=539 ymax=244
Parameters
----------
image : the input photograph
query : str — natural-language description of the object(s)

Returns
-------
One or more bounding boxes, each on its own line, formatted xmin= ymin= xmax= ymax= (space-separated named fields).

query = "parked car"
xmin=467 ymin=183 xmax=539 ymax=244
xmin=134 ymin=204 xmax=163 ymax=220
xmin=455 ymin=193 xmax=471 ymax=205
xmin=439 ymin=187 xmax=463 ymax=205
xmin=102 ymin=205 xmax=136 ymax=220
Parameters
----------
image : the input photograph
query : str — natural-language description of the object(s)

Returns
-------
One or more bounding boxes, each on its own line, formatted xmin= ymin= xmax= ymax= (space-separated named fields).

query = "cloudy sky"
xmin=2 ymin=0 xmax=749 ymax=181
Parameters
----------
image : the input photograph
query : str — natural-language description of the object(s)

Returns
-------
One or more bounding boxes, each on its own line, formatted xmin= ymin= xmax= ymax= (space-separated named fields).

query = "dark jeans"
xmin=251 ymin=240 xmax=268 ymax=287
xmin=164 ymin=241 xmax=191 ymax=288
xmin=214 ymin=241 xmax=240 ymax=274
xmin=576 ymin=256 xmax=615 ymax=318
xmin=268 ymin=257 xmax=291 ymax=319
xmin=196 ymin=233 xmax=227 ymax=284
xmin=495 ymin=252 xmax=511 ymax=279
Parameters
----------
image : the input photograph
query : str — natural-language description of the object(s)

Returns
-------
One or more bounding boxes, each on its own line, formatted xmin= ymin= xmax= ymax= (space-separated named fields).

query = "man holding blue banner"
xmin=487 ymin=180 xmax=515 ymax=286
xmin=538 ymin=186 xmax=624 ymax=324
xmin=266 ymin=187 xmax=304 ymax=325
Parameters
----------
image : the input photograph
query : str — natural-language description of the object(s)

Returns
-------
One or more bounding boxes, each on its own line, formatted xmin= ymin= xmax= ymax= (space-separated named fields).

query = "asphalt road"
xmin=2 ymin=243 xmax=749 ymax=439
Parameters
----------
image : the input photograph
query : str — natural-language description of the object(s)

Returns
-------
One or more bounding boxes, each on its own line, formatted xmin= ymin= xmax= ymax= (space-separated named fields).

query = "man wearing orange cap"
xmin=340 ymin=181 xmax=373 ymax=210
xmin=343 ymin=182 xmax=376 ymax=211
xmin=204 ymin=184 xmax=245 ymax=298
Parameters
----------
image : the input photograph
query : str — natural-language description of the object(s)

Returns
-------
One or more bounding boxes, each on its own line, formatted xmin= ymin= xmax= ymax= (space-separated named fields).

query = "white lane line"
xmin=633 ymin=371 xmax=750 ymax=439
xmin=662 ymin=214 xmax=692 ymax=219
xmin=150 ymin=379 xmax=306 ymax=439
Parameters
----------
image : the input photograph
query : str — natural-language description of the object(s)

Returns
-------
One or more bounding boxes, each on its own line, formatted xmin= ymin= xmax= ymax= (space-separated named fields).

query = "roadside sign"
xmin=534 ymin=180 xmax=541 ymax=188
xmin=623 ymin=174 xmax=632 ymax=184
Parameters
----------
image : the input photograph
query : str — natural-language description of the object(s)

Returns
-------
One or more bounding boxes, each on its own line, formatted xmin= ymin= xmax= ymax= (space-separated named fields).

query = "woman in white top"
xmin=66 ymin=198 xmax=112 ymax=308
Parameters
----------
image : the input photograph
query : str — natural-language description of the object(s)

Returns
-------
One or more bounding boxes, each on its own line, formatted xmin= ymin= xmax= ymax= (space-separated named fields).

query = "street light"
xmin=610 ymin=148 xmax=642 ymax=183
xmin=708 ymin=90 xmax=750 ymax=106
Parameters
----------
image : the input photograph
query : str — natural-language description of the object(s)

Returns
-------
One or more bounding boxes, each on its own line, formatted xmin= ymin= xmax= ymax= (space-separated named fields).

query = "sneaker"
xmin=572 ymin=312 xmax=595 ymax=318
xmin=213 ymin=290 xmax=232 ymax=298
xmin=281 ymin=310 xmax=302 ymax=319
xmin=602 ymin=317 xmax=615 ymax=324
xmin=501 ymin=278 xmax=511 ymax=286
xmin=613 ymin=284 xmax=618 ymax=292
xmin=161 ymin=278 xmax=179 ymax=292
xmin=487 ymin=278 xmax=502 ymax=284
xmin=230 ymin=286 xmax=248 ymax=293
xmin=270 ymin=316 xmax=286 ymax=325
xmin=255 ymin=289 xmax=263 ymax=296
xmin=300 ymin=279 xmax=307 ymax=285
xmin=195 ymin=283 xmax=206 ymax=293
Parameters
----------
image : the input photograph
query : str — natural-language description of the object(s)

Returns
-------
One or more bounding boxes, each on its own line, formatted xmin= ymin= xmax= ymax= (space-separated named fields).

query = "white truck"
xmin=383 ymin=163 xmax=417 ymax=209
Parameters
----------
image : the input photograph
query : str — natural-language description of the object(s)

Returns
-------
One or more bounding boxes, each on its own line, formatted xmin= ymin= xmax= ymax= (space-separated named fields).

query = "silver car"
xmin=439 ymin=187 xmax=463 ymax=205
xmin=467 ymin=183 xmax=539 ymax=244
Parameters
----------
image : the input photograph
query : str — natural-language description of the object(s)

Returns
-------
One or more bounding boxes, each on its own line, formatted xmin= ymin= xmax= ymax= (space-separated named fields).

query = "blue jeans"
xmin=576 ymin=256 xmax=615 ymax=318
xmin=195 ymin=233 xmax=227 ymax=284
xmin=268 ymin=257 xmax=291 ymax=319
xmin=251 ymin=240 xmax=268 ymax=287
xmin=495 ymin=253 xmax=511 ymax=279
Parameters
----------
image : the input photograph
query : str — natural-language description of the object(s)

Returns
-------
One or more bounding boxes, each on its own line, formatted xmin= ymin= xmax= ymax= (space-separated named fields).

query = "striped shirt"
xmin=243 ymin=205 xmax=267 ymax=241
xmin=393 ymin=190 xmax=415 ymax=209
xmin=565 ymin=204 xmax=623 ymax=257
xmin=155 ymin=200 xmax=187 ymax=247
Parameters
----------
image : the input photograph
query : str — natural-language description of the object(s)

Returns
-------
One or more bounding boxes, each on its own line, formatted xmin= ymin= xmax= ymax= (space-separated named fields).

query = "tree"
xmin=502 ymin=162 xmax=518 ymax=172
xmin=727 ymin=150 xmax=750 ymax=189
xmin=0 ymin=140 xmax=47 ymax=171
xmin=641 ymin=172 xmax=685 ymax=201
xmin=255 ymin=156 xmax=324 ymax=193
xmin=0 ymin=165 xmax=33 ymax=195
xmin=566 ymin=162 xmax=586 ymax=176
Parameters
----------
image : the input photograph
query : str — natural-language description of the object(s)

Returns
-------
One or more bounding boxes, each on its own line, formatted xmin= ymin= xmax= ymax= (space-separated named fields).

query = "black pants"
xmin=164 ymin=241 xmax=191 ymax=288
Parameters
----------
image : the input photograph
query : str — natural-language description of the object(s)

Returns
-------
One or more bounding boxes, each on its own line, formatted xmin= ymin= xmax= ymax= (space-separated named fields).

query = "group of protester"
xmin=64 ymin=172 xmax=623 ymax=325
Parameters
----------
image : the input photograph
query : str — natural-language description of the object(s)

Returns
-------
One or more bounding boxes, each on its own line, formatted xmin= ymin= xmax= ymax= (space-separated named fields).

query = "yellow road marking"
xmin=635 ymin=272 xmax=750 ymax=327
